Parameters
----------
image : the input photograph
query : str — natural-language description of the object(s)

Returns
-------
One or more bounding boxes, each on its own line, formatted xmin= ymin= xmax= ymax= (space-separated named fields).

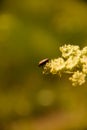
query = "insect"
xmin=38 ymin=58 xmax=49 ymax=67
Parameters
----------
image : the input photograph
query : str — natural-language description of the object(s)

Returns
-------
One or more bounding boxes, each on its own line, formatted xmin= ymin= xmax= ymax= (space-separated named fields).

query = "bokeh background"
xmin=0 ymin=0 xmax=87 ymax=130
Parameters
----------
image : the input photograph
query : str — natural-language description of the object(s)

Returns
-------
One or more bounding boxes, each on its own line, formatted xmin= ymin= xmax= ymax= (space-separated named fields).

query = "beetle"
xmin=38 ymin=58 xmax=49 ymax=67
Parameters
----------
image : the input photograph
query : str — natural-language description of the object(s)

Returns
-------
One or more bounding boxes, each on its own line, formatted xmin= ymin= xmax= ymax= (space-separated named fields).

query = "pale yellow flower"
xmin=50 ymin=58 xmax=65 ymax=74
xmin=80 ymin=55 xmax=87 ymax=64
xmin=69 ymin=71 xmax=86 ymax=86
xmin=81 ymin=46 xmax=87 ymax=55
xmin=65 ymin=56 xmax=80 ymax=70
xmin=42 ymin=44 xmax=87 ymax=86
xmin=60 ymin=44 xmax=80 ymax=59
xmin=82 ymin=64 xmax=87 ymax=74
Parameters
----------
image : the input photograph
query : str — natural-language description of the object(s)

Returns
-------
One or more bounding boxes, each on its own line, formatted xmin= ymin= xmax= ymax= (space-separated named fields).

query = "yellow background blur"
xmin=0 ymin=0 xmax=87 ymax=130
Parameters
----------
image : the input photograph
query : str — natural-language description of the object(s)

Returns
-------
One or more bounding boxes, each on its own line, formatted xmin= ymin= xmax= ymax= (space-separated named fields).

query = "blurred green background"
xmin=0 ymin=0 xmax=87 ymax=130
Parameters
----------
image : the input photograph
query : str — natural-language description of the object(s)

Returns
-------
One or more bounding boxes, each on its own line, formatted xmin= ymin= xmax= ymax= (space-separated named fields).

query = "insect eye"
xmin=38 ymin=58 xmax=49 ymax=67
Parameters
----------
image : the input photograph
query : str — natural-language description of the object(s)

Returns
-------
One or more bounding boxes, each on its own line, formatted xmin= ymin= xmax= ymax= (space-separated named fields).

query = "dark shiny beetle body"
xmin=38 ymin=58 xmax=49 ymax=67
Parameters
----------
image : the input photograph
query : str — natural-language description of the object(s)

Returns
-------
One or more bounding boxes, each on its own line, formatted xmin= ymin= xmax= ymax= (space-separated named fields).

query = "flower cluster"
xmin=43 ymin=44 xmax=87 ymax=86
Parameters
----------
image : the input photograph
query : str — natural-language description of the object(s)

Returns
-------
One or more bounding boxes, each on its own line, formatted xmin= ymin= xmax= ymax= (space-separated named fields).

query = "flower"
xmin=82 ymin=64 xmax=87 ymax=74
xmin=65 ymin=56 xmax=80 ymax=70
xmin=81 ymin=46 xmax=87 ymax=55
xmin=80 ymin=55 xmax=87 ymax=74
xmin=50 ymin=58 xmax=65 ymax=74
xmin=80 ymin=55 xmax=87 ymax=64
xmin=43 ymin=58 xmax=65 ymax=74
xmin=42 ymin=44 xmax=87 ymax=86
xmin=69 ymin=71 xmax=86 ymax=86
xmin=60 ymin=44 xmax=80 ymax=59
